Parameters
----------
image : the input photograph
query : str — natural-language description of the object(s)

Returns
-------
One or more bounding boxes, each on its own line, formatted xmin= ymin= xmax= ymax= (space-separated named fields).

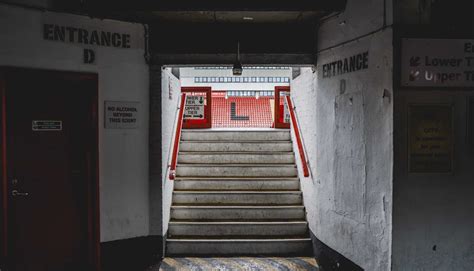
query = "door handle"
xmin=12 ymin=190 xmax=29 ymax=197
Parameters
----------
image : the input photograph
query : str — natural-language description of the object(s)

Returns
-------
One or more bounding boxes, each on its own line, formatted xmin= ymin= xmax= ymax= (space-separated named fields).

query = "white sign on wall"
xmin=401 ymin=38 xmax=474 ymax=87
xmin=105 ymin=101 xmax=140 ymax=129
xmin=184 ymin=96 xmax=205 ymax=119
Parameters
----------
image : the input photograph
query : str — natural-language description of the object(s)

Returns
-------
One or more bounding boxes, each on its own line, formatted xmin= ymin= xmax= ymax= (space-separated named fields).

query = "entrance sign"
xmin=184 ymin=96 xmax=205 ymax=119
xmin=105 ymin=101 xmax=140 ymax=129
xmin=32 ymin=120 xmax=62 ymax=131
xmin=408 ymin=105 xmax=453 ymax=173
xmin=322 ymin=51 xmax=369 ymax=78
xmin=402 ymin=38 xmax=474 ymax=87
xmin=42 ymin=13 xmax=139 ymax=65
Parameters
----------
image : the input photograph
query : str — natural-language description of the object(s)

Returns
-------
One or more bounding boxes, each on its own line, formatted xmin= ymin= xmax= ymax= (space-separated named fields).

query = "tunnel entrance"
xmin=179 ymin=66 xmax=292 ymax=129
xmin=162 ymin=65 xmax=312 ymax=258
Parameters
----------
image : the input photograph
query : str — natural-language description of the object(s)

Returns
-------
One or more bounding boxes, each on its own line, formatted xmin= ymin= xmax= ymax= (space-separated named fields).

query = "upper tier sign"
xmin=184 ymin=96 xmax=205 ymax=119
xmin=401 ymin=38 xmax=474 ymax=87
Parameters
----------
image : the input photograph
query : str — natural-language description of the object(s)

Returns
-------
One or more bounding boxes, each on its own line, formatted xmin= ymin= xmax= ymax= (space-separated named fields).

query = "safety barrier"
xmin=285 ymin=96 xmax=310 ymax=177
xmin=169 ymin=93 xmax=186 ymax=180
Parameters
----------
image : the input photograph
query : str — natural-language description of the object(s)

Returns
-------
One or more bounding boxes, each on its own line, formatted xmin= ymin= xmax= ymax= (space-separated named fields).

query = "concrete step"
xmin=168 ymin=221 xmax=309 ymax=237
xmin=166 ymin=238 xmax=313 ymax=256
xmin=174 ymin=177 xmax=300 ymax=191
xmin=170 ymin=206 xmax=306 ymax=221
xmin=179 ymin=141 xmax=293 ymax=152
xmin=176 ymin=165 xmax=298 ymax=177
xmin=173 ymin=191 xmax=302 ymax=206
xmin=181 ymin=130 xmax=291 ymax=142
xmin=178 ymin=152 xmax=295 ymax=164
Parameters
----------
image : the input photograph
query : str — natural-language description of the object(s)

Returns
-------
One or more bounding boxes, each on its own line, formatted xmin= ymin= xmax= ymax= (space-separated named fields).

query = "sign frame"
xmin=104 ymin=100 xmax=140 ymax=129
xmin=32 ymin=120 xmax=63 ymax=131
xmin=407 ymin=103 xmax=454 ymax=174
xmin=468 ymin=97 xmax=474 ymax=154
xmin=184 ymin=96 xmax=205 ymax=120
xmin=400 ymin=38 xmax=474 ymax=89
xmin=181 ymin=87 xmax=212 ymax=129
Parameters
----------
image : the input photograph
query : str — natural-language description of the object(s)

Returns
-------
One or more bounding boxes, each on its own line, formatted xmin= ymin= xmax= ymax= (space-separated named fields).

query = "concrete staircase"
xmin=166 ymin=130 xmax=313 ymax=256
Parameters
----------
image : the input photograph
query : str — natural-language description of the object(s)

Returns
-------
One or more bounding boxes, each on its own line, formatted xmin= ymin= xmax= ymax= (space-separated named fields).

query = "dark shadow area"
xmin=101 ymin=236 xmax=163 ymax=271
xmin=310 ymin=231 xmax=364 ymax=271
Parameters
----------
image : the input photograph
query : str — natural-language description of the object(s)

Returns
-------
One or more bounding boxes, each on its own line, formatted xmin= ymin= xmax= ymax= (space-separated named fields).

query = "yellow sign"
xmin=408 ymin=105 xmax=453 ymax=173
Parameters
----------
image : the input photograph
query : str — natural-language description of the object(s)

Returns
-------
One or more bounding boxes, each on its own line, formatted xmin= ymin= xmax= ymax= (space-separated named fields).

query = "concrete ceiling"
xmin=78 ymin=0 xmax=346 ymax=24
xmin=58 ymin=0 xmax=347 ymax=64
xmin=143 ymin=11 xmax=327 ymax=24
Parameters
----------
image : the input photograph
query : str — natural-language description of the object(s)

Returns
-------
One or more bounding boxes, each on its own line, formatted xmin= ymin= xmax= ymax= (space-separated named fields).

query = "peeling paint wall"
xmin=292 ymin=0 xmax=394 ymax=269
xmin=0 ymin=5 xmax=150 ymax=242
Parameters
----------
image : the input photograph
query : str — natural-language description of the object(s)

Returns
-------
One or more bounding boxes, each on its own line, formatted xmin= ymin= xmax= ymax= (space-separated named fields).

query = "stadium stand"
xmin=212 ymin=92 xmax=274 ymax=128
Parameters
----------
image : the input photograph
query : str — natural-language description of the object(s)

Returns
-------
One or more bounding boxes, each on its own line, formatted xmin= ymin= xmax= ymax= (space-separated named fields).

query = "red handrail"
xmin=286 ymin=96 xmax=310 ymax=177
xmin=169 ymin=93 xmax=186 ymax=180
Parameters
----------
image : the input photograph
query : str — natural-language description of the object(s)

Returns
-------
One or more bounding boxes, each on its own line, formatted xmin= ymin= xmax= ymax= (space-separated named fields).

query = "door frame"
xmin=0 ymin=67 xmax=100 ymax=271
xmin=274 ymin=86 xmax=291 ymax=129
xmin=181 ymin=87 xmax=213 ymax=129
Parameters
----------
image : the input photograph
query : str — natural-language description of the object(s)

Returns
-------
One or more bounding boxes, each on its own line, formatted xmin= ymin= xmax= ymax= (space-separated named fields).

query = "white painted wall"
xmin=0 ymin=5 xmax=150 ymax=242
xmin=289 ymin=66 xmax=318 ymax=235
xmin=318 ymin=0 xmax=393 ymax=51
xmin=292 ymin=0 xmax=394 ymax=269
xmin=161 ymin=68 xmax=180 ymax=236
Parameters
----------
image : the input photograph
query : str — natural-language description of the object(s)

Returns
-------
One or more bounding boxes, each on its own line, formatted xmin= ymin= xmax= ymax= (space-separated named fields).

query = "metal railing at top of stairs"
xmin=169 ymin=93 xmax=186 ymax=180
xmin=285 ymin=95 xmax=310 ymax=178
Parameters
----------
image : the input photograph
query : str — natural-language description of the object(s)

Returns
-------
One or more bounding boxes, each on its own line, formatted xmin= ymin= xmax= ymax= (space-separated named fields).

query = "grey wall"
xmin=0 ymin=5 xmax=150 ymax=242
xmin=395 ymin=0 xmax=474 ymax=28
xmin=392 ymin=1 xmax=474 ymax=270
xmin=291 ymin=0 xmax=394 ymax=269
xmin=392 ymin=91 xmax=474 ymax=270
xmin=1 ymin=0 xmax=53 ymax=9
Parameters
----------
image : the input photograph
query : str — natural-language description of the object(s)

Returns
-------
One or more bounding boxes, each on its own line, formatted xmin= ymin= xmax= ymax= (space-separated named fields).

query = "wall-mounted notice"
xmin=402 ymin=38 xmax=474 ymax=87
xmin=105 ymin=101 xmax=140 ymax=129
xmin=184 ymin=96 xmax=205 ymax=120
xmin=408 ymin=105 xmax=453 ymax=173
xmin=32 ymin=120 xmax=62 ymax=131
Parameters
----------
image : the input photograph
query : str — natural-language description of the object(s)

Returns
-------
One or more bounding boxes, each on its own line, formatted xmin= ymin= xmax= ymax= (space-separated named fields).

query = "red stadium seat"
xmin=212 ymin=94 xmax=274 ymax=128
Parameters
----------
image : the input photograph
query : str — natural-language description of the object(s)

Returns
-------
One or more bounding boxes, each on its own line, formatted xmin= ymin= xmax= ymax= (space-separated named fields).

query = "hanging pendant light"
xmin=233 ymin=41 xmax=243 ymax=76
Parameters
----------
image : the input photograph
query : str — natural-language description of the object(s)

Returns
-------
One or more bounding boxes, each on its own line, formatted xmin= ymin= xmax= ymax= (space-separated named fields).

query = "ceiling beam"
xmin=149 ymin=23 xmax=317 ymax=54
xmin=83 ymin=0 xmax=347 ymax=12
xmin=152 ymin=53 xmax=316 ymax=66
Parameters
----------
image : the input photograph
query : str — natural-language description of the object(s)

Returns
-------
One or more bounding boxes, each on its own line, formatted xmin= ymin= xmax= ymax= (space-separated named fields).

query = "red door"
xmin=274 ymin=86 xmax=290 ymax=129
xmin=0 ymin=69 xmax=99 ymax=271
xmin=182 ymin=87 xmax=212 ymax=129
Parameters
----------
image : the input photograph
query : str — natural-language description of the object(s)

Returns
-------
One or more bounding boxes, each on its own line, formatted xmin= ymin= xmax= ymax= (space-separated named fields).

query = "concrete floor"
xmin=153 ymin=257 xmax=319 ymax=271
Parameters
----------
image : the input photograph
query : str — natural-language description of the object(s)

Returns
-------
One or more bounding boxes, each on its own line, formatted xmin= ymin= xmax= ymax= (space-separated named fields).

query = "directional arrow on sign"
xmin=410 ymin=56 xmax=421 ymax=67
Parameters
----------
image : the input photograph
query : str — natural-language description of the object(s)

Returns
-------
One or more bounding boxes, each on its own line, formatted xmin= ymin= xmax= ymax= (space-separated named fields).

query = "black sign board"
xmin=32 ymin=120 xmax=62 ymax=131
